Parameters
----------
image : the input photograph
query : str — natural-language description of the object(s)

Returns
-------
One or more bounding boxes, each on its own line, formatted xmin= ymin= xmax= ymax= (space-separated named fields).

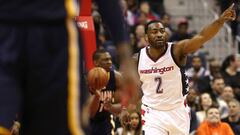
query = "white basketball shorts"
xmin=141 ymin=103 xmax=190 ymax=135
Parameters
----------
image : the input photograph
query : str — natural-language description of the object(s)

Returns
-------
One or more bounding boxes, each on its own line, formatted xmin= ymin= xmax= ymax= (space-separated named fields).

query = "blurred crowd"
xmin=90 ymin=0 xmax=240 ymax=134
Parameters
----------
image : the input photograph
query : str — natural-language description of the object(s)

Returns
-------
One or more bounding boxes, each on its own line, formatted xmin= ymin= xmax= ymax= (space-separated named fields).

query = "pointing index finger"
xmin=229 ymin=3 xmax=235 ymax=10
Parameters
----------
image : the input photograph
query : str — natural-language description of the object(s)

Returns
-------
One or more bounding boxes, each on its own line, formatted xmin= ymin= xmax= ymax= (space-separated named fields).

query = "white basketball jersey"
xmin=138 ymin=43 xmax=188 ymax=110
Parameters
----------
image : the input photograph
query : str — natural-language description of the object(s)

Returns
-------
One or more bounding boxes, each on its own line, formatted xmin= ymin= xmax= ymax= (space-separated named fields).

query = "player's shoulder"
xmin=113 ymin=70 xmax=123 ymax=89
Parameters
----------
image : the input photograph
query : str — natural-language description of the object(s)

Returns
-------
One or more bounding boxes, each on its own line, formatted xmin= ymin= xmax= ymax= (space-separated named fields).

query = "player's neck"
xmin=148 ymin=45 xmax=167 ymax=59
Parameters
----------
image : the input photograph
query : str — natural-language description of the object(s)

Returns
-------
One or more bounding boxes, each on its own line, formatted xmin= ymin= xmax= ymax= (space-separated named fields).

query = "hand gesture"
xmin=220 ymin=3 xmax=236 ymax=22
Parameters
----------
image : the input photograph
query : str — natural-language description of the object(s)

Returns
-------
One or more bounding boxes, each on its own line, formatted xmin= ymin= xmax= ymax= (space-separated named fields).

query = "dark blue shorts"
xmin=0 ymin=21 xmax=84 ymax=135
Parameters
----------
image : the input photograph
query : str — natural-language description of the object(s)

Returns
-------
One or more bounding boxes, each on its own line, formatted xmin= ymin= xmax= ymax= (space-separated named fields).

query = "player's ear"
xmin=93 ymin=60 xmax=98 ymax=66
xmin=144 ymin=35 xmax=149 ymax=43
xmin=165 ymin=31 xmax=170 ymax=41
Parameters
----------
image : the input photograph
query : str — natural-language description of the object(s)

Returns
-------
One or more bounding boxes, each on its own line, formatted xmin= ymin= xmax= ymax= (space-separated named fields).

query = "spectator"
xmin=209 ymin=76 xmax=225 ymax=101
xmin=187 ymin=88 xmax=199 ymax=111
xmin=209 ymin=77 xmax=228 ymax=119
xmin=196 ymin=93 xmax=213 ymax=123
xmin=132 ymin=24 xmax=148 ymax=53
xmin=209 ymin=58 xmax=223 ymax=78
xmin=197 ymin=58 xmax=222 ymax=93
xmin=120 ymin=0 xmax=135 ymax=27
xmin=169 ymin=18 xmax=192 ymax=42
xmin=196 ymin=106 xmax=234 ymax=135
xmin=138 ymin=1 xmax=159 ymax=21
xmin=145 ymin=0 xmax=165 ymax=16
xmin=135 ymin=11 xmax=149 ymax=25
xmin=220 ymin=86 xmax=235 ymax=104
xmin=92 ymin=6 xmax=105 ymax=47
xmin=222 ymin=99 xmax=240 ymax=135
xmin=221 ymin=54 xmax=240 ymax=100
xmin=160 ymin=13 xmax=174 ymax=31
xmin=160 ymin=13 xmax=174 ymax=40
xmin=134 ymin=1 xmax=159 ymax=25
xmin=187 ymin=89 xmax=200 ymax=133
xmin=186 ymin=55 xmax=210 ymax=89
xmin=126 ymin=0 xmax=138 ymax=14
xmin=129 ymin=111 xmax=142 ymax=135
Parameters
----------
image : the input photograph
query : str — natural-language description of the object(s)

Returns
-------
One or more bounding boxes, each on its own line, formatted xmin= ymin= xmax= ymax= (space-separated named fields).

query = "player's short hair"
xmin=92 ymin=49 xmax=108 ymax=61
xmin=145 ymin=20 xmax=162 ymax=34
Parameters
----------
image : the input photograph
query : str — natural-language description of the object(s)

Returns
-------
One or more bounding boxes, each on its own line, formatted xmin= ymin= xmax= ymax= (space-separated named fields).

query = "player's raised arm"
xmin=177 ymin=3 xmax=236 ymax=56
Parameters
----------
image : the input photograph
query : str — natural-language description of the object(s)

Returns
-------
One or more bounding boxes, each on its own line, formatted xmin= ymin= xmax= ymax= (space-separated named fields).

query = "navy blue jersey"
xmin=0 ymin=9 xmax=83 ymax=135
xmin=91 ymin=69 xmax=116 ymax=122
xmin=0 ymin=0 xmax=77 ymax=23
xmin=89 ymin=70 xmax=116 ymax=135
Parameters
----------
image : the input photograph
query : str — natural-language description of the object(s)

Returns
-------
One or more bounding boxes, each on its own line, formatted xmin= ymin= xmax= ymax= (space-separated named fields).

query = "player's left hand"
xmin=220 ymin=3 xmax=236 ymax=22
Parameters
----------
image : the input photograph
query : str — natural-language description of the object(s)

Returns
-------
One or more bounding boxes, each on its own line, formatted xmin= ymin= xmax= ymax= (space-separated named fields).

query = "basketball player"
xmin=0 ymin=0 xmax=83 ymax=134
xmin=137 ymin=4 xmax=236 ymax=135
xmin=89 ymin=49 xmax=123 ymax=135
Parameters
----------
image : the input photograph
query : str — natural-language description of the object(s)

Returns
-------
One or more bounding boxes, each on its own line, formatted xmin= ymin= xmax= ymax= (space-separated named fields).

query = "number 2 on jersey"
xmin=155 ymin=77 xmax=163 ymax=93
